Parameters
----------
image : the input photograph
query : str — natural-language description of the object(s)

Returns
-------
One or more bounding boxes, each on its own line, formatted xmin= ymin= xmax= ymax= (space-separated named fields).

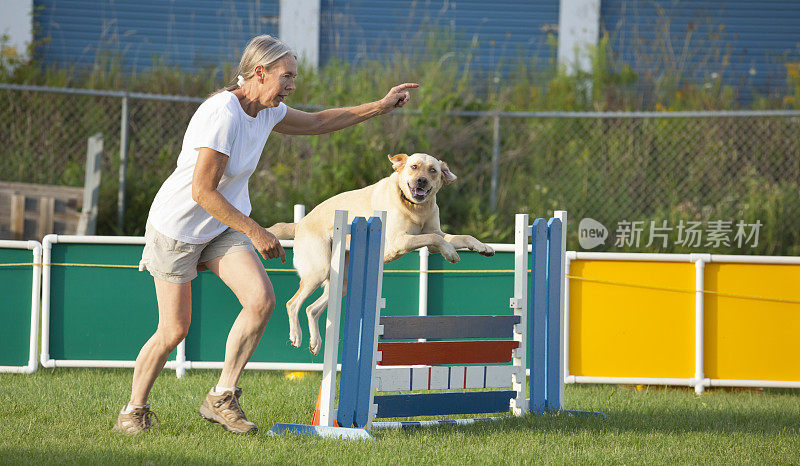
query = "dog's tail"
xmin=266 ymin=222 xmax=297 ymax=240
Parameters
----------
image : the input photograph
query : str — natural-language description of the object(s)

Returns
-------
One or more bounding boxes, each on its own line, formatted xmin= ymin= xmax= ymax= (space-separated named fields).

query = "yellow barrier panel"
xmin=704 ymin=263 xmax=800 ymax=381
xmin=569 ymin=260 xmax=695 ymax=379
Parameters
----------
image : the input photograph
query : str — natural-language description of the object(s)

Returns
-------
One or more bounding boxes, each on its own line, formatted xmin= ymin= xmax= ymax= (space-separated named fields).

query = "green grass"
xmin=1 ymin=369 xmax=799 ymax=464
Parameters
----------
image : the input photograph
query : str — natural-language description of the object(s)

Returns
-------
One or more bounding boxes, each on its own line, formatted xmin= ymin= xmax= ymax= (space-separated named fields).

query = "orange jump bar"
xmin=377 ymin=341 xmax=519 ymax=366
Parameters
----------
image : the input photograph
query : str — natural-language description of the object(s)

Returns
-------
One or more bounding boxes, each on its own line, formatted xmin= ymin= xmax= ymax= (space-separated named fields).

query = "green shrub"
xmin=1 ymin=32 xmax=798 ymax=255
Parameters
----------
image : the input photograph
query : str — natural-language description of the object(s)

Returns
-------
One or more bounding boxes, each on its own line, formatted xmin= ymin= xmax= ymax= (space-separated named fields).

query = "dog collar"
xmin=399 ymin=187 xmax=418 ymax=207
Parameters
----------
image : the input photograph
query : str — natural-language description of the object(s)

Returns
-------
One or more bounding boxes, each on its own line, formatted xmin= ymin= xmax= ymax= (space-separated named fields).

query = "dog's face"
xmin=388 ymin=153 xmax=457 ymax=204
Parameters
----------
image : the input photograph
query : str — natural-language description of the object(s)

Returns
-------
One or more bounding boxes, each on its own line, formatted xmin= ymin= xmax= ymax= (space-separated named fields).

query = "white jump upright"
xmin=317 ymin=209 xmax=348 ymax=428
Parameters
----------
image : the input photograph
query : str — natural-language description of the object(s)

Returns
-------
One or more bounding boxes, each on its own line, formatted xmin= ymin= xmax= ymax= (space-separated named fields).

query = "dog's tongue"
xmin=412 ymin=188 xmax=427 ymax=198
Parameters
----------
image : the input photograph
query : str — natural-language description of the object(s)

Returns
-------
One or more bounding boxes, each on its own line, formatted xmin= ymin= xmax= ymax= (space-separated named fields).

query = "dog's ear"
xmin=388 ymin=153 xmax=408 ymax=172
xmin=441 ymin=161 xmax=457 ymax=184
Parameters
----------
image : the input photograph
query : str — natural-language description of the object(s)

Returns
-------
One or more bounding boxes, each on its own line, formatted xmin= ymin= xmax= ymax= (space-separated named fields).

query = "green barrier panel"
xmin=380 ymin=253 xmax=420 ymax=316
xmin=427 ymin=251 xmax=516 ymax=317
xmin=0 ymin=248 xmax=35 ymax=367
xmin=185 ymin=248 xmax=311 ymax=364
xmin=186 ymin=250 xmax=420 ymax=364
xmin=47 ymin=242 xmax=175 ymax=362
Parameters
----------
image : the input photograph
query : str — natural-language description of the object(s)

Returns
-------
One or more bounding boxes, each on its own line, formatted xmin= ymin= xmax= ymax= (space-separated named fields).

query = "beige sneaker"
xmin=112 ymin=404 xmax=159 ymax=434
xmin=198 ymin=387 xmax=258 ymax=434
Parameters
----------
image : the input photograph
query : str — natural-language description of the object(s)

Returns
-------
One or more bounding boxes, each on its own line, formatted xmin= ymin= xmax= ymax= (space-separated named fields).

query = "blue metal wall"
xmin=33 ymin=0 xmax=279 ymax=73
xmin=601 ymin=0 xmax=800 ymax=98
xmin=319 ymin=0 xmax=559 ymax=78
xmin=32 ymin=1 xmax=800 ymax=98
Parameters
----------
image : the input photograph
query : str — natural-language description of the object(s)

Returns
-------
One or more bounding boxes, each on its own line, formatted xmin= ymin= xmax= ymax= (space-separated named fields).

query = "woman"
xmin=113 ymin=35 xmax=418 ymax=435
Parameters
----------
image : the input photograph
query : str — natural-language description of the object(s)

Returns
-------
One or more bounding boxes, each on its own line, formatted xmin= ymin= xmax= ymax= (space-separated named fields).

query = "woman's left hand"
xmin=379 ymin=83 xmax=420 ymax=113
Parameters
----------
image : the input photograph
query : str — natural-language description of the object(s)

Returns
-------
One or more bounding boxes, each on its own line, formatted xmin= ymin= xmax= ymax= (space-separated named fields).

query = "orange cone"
xmin=311 ymin=382 xmax=338 ymax=426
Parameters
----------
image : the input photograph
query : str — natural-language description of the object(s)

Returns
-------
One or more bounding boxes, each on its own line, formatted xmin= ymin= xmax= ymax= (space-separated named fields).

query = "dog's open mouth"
xmin=408 ymin=183 xmax=431 ymax=202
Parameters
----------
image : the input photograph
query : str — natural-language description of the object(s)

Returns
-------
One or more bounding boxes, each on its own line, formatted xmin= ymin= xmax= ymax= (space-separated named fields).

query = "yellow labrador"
xmin=268 ymin=153 xmax=495 ymax=354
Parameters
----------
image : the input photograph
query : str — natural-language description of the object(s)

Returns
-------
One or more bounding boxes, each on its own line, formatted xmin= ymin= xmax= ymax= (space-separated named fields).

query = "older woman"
xmin=113 ymin=35 xmax=418 ymax=435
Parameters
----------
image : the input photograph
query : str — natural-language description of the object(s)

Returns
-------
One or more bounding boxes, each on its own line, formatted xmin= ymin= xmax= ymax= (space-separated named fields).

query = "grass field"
xmin=1 ymin=368 xmax=799 ymax=464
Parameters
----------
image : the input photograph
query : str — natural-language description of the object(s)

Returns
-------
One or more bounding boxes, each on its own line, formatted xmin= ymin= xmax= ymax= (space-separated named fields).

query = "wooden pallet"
xmin=0 ymin=181 xmax=84 ymax=240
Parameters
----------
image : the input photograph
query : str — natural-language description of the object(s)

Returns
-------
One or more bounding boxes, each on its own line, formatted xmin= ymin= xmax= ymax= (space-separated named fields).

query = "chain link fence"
xmin=2 ymin=84 xmax=799 ymax=255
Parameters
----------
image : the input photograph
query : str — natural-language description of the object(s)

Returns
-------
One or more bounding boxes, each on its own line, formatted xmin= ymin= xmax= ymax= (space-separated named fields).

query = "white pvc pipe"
xmin=176 ymin=340 xmax=186 ymax=379
xmin=490 ymin=243 xmax=516 ymax=253
xmin=1 ymin=365 xmax=41 ymax=373
xmin=40 ymin=235 xmax=55 ymax=368
xmin=563 ymin=255 xmax=571 ymax=392
xmin=51 ymin=235 xmax=145 ymax=245
xmin=707 ymin=255 xmax=800 ymax=264
xmin=708 ymin=379 xmax=800 ymax=388
xmin=568 ymin=375 xmax=697 ymax=386
xmin=293 ymin=204 xmax=305 ymax=223
xmin=186 ymin=361 xmax=325 ymax=371
xmin=45 ymin=359 xmax=327 ymax=372
xmin=568 ymin=251 xmax=800 ymax=265
xmin=26 ymin=242 xmax=42 ymax=374
xmin=418 ymin=247 xmax=429 ymax=318
xmin=0 ymin=240 xmax=34 ymax=248
xmin=43 ymin=359 xmax=182 ymax=370
xmin=572 ymin=252 xmax=693 ymax=262
xmin=567 ymin=375 xmax=800 ymax=390
xmin=692 ymin=254 xmax=710 ymax=394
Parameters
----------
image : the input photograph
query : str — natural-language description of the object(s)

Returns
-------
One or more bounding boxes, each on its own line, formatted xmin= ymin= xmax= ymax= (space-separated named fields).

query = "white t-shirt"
xmin=147 ymin=91 xmax=287 ymax=243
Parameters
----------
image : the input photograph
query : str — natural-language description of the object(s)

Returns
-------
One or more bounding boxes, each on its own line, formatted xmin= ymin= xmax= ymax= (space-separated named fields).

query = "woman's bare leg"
xmin=129 ymin=278 xmax=192 ymax=405
xmin=204 ymin=249 xmax=275 ymax=388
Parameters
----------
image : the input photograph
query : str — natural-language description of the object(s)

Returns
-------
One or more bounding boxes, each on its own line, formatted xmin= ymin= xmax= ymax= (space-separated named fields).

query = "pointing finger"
xmin=393 ymin=83 xmax=420 ymax=92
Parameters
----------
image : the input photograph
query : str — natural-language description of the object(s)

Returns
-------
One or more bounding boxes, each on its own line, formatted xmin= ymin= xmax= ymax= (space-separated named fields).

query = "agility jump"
xmin=270 ymin=209 xmax=599 ymax=439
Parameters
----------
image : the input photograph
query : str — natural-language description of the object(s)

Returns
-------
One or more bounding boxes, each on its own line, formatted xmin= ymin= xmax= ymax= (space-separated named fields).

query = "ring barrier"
xmin=269 ymin=210 xmax=604 ymax=439
xmin=5 ymin=211 xmax=796 ymax=394
xmin=0 ymin=240 xmax=42 ymax=374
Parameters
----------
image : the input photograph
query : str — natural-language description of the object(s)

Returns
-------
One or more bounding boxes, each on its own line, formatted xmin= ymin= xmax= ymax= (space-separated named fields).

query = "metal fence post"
xmin=490 ymin=113 xmax=500 ymax=210
xmin=118 ymin=94 xmax=129 ymax=234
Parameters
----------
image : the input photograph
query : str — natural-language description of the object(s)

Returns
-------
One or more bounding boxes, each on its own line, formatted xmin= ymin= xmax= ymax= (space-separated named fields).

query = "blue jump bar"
xmin=375 ymin=390 xmax=516 ymax=418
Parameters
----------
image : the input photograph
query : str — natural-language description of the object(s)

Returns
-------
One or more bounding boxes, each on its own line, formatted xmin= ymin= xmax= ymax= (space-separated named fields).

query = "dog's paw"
xmin=444 ymin=251 xmax=461 ymax=263
xmin=477 ymin=243 xmax=495 ymax=257
xmin=309 ymin=333 xmax=322 ymax=355
xmin=289 ymin=327 xmax=302 ymax=349
xmin=440 ymin=242 xmax=460 ymax=262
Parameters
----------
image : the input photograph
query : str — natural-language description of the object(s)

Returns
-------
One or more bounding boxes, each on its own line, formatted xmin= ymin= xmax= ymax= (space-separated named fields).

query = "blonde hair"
xmin=224 ymin=35 xmax=295 ymax=91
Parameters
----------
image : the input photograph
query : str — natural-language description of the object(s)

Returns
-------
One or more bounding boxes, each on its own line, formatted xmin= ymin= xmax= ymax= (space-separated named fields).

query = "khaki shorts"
xmin=139 ymin=223 xmax=255 ymax=283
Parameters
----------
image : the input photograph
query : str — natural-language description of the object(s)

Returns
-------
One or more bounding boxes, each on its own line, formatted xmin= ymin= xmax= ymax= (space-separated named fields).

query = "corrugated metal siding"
xmin=34 ymin=0 xmax=280 ymax=72
xmin=601 ymin=0 xmax=800 ymax=98
xmin=319 ymin=0 xmax=559 ymax=77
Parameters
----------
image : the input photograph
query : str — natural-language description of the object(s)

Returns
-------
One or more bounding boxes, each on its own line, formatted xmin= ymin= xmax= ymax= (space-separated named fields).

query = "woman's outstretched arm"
xmin=274 ymin=83 xmax=419 ymax=135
